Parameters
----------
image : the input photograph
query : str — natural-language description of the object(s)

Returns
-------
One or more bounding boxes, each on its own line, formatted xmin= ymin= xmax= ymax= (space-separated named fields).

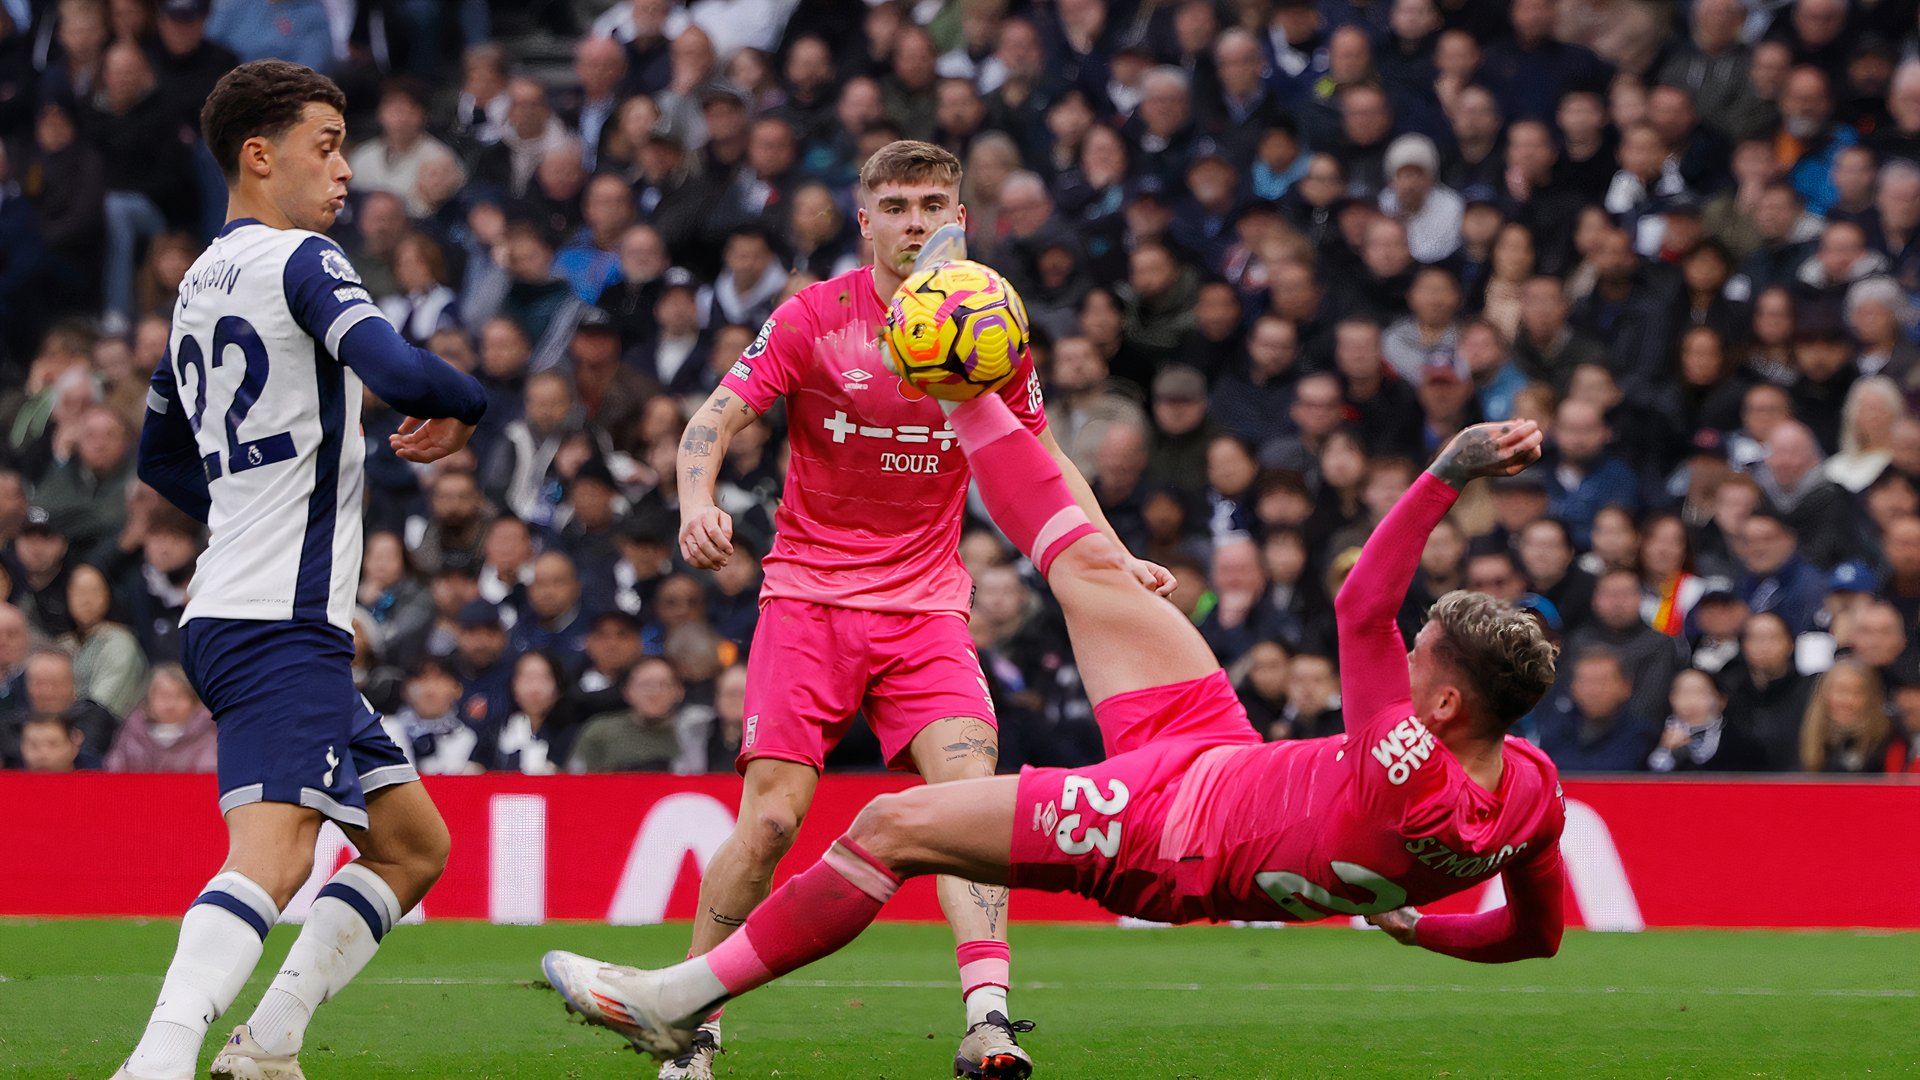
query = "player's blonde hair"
xmin=859 ymin=140 xmax=963 ymax=194
xmin=1426 ymin=590 xmax=1558 ymax=729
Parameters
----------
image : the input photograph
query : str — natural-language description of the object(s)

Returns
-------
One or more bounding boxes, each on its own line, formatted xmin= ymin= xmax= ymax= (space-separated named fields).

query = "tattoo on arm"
xmin=942 ymin=720 xmax=999 ymax=767
xmin=1427 ymin=424 xmax=1508 ymax=489
xmin=681 ymin=423 xmax=720 ymax=455
xmin=966 ymin=882 xmax=1007 ymax=937
xmin=684 ymin=465 xmax=705 ymax=482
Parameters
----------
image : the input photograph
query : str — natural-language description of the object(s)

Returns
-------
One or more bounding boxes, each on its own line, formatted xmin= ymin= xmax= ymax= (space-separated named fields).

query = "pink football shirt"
xmin=719 ymin=266 xmax=1047 ymax=615
xmin=1152 ymin=475 xmax=1568 ymax=929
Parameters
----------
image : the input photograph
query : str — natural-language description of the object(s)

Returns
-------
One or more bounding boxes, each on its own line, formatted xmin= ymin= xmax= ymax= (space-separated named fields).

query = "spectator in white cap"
xmin=1378 ymin=133 xmax=1463 ymax=263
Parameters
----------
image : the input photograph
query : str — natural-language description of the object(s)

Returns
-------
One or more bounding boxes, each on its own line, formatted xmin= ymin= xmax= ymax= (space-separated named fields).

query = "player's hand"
xmin=1126 ymin=555 xmax=1177 ymax=597
xmin=390 ymin=417 xmax=477 ymax=463
xmin=1429 ymin=420 xmax=1544 ymax=487
xmin=1367 ymin=906 xmax=1422 ymax=946
xmin=680 ymin=504 xmax=735 ymax=569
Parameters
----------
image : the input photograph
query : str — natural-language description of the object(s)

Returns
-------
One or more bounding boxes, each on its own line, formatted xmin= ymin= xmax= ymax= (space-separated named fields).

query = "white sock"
xmin=658 ymin=957 xmax=733 ymax=1023
xmin=965 ymin=985 xmax=1009 ymax=1028
xmin=127 ymin=872 xmax=279 ymax=1077
xmin=247 ymin=863 xmax=401 ymax=1057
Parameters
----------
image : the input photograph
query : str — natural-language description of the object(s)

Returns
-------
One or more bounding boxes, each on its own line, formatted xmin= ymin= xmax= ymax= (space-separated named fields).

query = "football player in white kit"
xmin=116 ymin=61 xmax=486 ymax=1080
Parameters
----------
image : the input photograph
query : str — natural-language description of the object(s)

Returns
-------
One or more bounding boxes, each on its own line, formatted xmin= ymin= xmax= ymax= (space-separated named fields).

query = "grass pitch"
xmin=0 ymin=920 xmax=1912 ymax=1078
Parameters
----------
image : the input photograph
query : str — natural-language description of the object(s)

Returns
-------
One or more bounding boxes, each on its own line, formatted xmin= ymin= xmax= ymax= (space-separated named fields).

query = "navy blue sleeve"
xmin=282 ymin=235 xmax=487 ymax=425
xmin=136 ymin=352 xmax=212 ymax=522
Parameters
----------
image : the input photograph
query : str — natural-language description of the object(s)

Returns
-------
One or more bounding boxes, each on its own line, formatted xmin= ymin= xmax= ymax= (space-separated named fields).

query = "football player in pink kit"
xmin=659 ymin=141 xmax=1170 ymax=1079
xmin=545 ymin=401 xmax=1568 ymax=1070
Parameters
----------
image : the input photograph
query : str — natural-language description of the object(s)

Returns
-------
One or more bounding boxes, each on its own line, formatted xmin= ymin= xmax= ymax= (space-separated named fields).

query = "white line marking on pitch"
xmin=5 ymin=974 xmax=1909 ymax=1000
xmin=364 ymin=977 xmax=1918 ymax=999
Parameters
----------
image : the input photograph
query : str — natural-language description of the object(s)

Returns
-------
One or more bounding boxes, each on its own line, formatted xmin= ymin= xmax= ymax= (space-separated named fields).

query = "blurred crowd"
xmin=1 ymin=0 xmax=1919 ymax=778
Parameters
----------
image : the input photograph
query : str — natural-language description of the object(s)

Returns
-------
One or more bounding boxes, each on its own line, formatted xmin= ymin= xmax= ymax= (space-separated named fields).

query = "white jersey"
xmin=162 ymin=219 xmax=387 ymax=632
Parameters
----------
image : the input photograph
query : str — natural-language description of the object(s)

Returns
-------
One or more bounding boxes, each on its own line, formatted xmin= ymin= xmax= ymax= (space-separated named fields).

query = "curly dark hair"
xmin=201 ymin=59 xmax=347 ymax=181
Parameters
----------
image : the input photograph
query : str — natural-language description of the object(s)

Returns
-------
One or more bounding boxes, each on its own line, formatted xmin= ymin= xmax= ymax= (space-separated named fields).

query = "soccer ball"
xmin=884 ymin=260 xmax=1029 ymax=400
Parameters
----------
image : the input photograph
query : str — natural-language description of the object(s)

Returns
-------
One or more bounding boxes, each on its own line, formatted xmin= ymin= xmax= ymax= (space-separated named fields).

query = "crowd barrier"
xmin=3 ymin=773 xmax=1916 ymax=929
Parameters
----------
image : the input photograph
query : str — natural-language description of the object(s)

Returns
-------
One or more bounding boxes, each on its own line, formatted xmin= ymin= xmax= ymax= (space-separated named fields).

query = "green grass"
xmin=1 ymin=920 xmax=1914 ymax=1078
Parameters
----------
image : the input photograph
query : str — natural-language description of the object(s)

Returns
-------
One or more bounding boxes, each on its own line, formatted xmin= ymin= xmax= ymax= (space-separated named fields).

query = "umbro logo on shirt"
xmin=842 ymin=368 xmax=873 ymax=390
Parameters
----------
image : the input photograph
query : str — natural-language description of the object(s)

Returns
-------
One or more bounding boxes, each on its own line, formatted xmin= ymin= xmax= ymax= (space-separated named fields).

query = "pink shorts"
xmin=1008 ymin=671 xmax=1258 ymax=919
xmin=739 ymin=598 xmax=996 ymax=774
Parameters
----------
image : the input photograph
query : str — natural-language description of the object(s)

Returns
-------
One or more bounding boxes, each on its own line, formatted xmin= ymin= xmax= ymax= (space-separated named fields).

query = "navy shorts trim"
xmin=182 ymin=617 xmax=414 ymax=830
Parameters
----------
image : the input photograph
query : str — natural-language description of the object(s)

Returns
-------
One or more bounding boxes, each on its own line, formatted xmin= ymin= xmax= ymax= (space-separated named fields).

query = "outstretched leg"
xmin=543 ymin=776 xmax=1018 ymax=1049
xmin=944 ymin=393 xmax=1220 ymax=706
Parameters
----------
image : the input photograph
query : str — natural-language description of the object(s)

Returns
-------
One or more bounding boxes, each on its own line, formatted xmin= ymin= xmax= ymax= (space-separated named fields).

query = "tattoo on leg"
xmin=966 ymin=882 xmax=1007 ymax=937
xmin=707 ymin=908 xmax=746 ymax=928
xmin=942 ymin=720 xmax=999 ymax=767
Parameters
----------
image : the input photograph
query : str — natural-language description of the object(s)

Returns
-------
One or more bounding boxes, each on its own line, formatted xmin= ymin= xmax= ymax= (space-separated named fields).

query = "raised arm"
xmin=676 ymin=386 xmax=761 ymax=569
xmin=1370 ymin=840 xmax=1567 ymax=963
xmin=1334 ymin=422 xmax=1543 ymax=735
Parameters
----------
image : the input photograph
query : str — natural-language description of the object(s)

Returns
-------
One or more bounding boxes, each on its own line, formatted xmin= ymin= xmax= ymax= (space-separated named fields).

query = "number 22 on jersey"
xmin=174 ymin=315 xmax=296 ymax=479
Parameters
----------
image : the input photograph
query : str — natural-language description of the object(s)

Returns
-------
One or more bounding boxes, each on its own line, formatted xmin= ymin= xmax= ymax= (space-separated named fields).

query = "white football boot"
xmin=541 ymin=950 xmax=696 ymax=1060
xmin=656 ymin=1022 xmax=721 ymax=1079
xmin=954 ymin=1011 xmax=1036 ymax=1079
xmin=206 ymin=1025 xmax=305 ymax=1080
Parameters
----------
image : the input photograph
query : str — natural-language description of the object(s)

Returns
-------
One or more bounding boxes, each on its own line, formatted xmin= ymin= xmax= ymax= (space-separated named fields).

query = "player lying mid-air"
xmin=544 ymin=392 xmax=1567 ymax=1068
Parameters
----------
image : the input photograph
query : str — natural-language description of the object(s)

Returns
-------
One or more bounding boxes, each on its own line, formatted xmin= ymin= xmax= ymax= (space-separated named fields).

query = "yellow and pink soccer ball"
xmin=884 ymin=260 xmax=1029 ymax=401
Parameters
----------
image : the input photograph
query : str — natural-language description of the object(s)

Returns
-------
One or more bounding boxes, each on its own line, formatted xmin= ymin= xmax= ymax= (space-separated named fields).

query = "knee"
xmin=409 ymin=813 xmax=454 ymax=887
xmin=846 ymin=791 xmax=926 ymax=869
xmin=737 ymin=805 xmax=804 ymax=868
xmin=367 ymin=813 xmax=453 ymax=898
xmin=241 ymin=854 xmax=318 ymax=911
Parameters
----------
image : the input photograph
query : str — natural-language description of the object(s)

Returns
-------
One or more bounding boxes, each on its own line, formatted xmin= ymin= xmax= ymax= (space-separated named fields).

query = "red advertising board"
xmin=1 ymin=773 xmax=1915 ymax=929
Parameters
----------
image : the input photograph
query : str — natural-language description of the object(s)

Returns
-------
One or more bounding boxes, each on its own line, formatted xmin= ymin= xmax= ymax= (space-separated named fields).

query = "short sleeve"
xmin=283 ymin=235 xmax=391 ymax=358
xmin=996 ymin=344 xmax=1048 ymax=437
xmin=719 ymin=298 xmax=813 ymax=414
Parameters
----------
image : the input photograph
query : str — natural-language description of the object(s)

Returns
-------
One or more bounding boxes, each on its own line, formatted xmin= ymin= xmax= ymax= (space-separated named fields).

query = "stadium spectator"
xmin=1274 ymin=650 xmax=1342 ymax=741
xmin=1536 ymin=646 xmax=1660 ymax=772
xmin=1799 ymin=657 xmax=1890 ymax=773
xmin=1648 ymin=667 xmax=1766 ymax=773
xmin=13 ymin=647 xmax=115 ymax=766
xmin=1735 ymin=509 xmax=1829 ymax=633
xmin=19 ymin=710 xmax=94 ymax=771
xmin=568 ymin=655 xmax=708 ymax=773
xmin=58 ymin=563 xmax=145 ymax=719
xmin=1567 ymin=567 xmax=1686 ymax=723
xmin=450 ymin=598 xmax=513 ymax=735
xmin=511 ymin=551 xmax=590 ymax=662
xmin=472 ymin=650 xmax=576 ymax=774
xmin=1722 ymin=610 xmax=1814 ymax=770
xmin=102 ymin=664 xmax=214 ymax=773
xmin=387 ymin=657 xmax=481 ymax=775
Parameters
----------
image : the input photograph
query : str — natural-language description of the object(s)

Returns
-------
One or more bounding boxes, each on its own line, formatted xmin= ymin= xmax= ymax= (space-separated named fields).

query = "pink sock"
xmin=956 ymin=939 xmax=1011 ymax=997
xmin=703 ymin=837 xmax=900 ymax=997
xmin=946 ymin=395 xmax=1098 ymax=576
